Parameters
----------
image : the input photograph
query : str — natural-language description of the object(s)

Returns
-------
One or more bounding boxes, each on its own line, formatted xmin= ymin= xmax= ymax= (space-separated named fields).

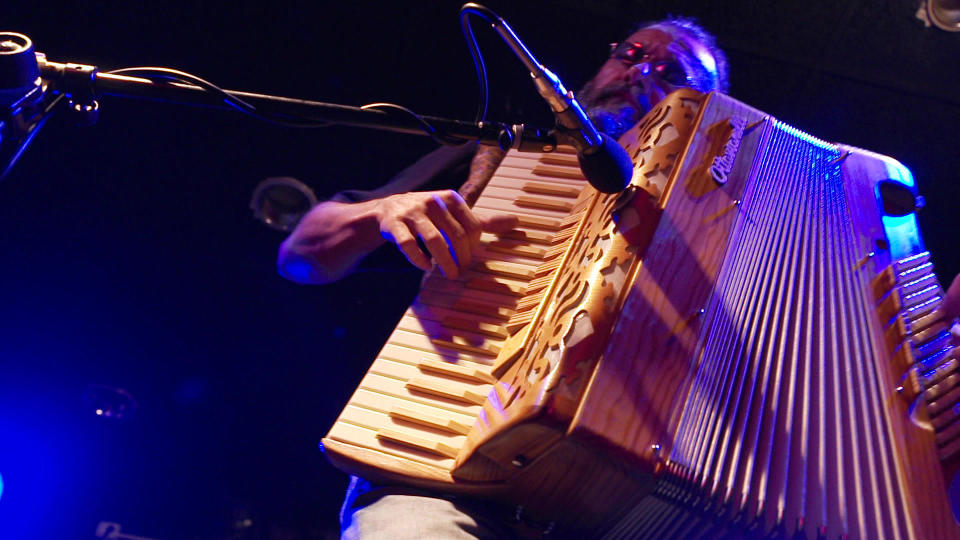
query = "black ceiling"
xmin=2 ymin=1 xmax=958 ymax=538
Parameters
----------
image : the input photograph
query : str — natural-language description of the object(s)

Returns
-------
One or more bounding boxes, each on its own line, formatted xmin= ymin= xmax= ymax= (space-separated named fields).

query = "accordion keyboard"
xmin=324 ymin=147 xmax=589 ymax=472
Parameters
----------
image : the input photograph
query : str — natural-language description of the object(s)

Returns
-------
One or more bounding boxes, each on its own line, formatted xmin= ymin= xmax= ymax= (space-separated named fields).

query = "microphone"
xmin=473 ymin=5 xmax=633 ymax=193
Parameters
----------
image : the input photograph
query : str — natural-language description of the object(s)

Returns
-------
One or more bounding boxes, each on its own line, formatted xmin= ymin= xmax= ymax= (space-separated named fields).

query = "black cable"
xmin=105 ymin=67 xmax=334 ymax=128
xmin=459 ymin=5 xmax=491 ymax=123
xmin=360 ymin=103 xmax=464 ymax=146
xmin=0 ymin=93 xmax=65 ymax=182
xmin=104 ymin=67 xmax=472 ymax=145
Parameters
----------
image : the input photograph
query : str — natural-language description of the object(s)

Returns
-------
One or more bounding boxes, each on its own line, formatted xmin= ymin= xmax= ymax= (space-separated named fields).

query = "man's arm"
xmin=277 ymin=144 xmax=512 ymax=285
xmin=277 ymin=189 xmax=515 ymax=284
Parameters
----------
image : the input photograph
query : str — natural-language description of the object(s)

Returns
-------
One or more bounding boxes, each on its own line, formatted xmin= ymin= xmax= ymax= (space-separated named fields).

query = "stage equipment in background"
xmin=95 ymin=522 xmax=161 ymax=540
xmin=83 ymin=385 xmax=138 ymax=421
xmin=918 ymin=0 xmax=960 ymax=30
xmin=0 ymin=32 xmax=61 ymax=181
xmin=249 ymin=176 xmax=319 ymax=231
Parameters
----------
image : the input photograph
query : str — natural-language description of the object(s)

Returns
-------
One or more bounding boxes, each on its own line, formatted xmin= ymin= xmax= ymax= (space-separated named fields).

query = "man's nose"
xmin=628 ymin=62 xmax=653 ymax=79
xmin=625 ymin=62 xmax=654 ymax=89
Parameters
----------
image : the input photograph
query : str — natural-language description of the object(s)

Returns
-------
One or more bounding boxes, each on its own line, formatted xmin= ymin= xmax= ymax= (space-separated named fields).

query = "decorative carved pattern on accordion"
xmin=453 ymin=89 xmax=708 ymax=479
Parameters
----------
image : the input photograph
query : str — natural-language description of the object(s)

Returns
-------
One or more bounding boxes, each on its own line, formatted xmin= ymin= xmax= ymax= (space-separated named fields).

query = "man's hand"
xmin=277 ymin=189 xmax=517 ymax=285
xmin=375 ymin=190 xmax=517 ymax=278
xmin=945 ymin=273 xmax=960 ymax=320
xmin=945 ymin=273 xmax=960 ymax=346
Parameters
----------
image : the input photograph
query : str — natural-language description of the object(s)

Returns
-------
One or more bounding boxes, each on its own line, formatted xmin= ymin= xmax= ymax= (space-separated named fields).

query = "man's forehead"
xmin=623 ymin=26 xmax=673 ymax=46
xmin=641 ymin=23 xmax=718 ymax=80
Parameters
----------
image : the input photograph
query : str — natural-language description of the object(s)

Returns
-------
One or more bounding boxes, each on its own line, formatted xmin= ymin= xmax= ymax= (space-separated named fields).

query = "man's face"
xmin=579 ymin=25 xmax=712 ymax=138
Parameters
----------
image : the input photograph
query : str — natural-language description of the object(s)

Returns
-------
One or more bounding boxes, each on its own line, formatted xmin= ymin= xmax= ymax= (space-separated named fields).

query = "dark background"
xmin=2 ymin=1 xmax=958 ymax=538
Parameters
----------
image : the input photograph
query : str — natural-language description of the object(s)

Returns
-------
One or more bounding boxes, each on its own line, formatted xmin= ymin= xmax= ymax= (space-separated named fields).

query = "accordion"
xmin=322 ymin=89 xmax=960 ymax=538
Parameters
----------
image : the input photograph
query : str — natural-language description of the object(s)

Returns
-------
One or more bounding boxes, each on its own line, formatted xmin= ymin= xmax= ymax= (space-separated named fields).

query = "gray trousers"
xmin=339 ymin=476 xmax=558 ymax=540
xmin=339 ymin=474 xmax=762 ymax=539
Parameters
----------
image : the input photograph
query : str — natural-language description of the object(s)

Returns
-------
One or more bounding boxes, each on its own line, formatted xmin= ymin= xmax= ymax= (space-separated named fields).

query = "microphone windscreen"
xmin=577 ymin=133 xmax=633 ymax=194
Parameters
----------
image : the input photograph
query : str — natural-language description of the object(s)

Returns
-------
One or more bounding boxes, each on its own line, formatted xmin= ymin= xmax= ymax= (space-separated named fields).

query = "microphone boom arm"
xmin=37 ymin=55 xmax=558 ymax=151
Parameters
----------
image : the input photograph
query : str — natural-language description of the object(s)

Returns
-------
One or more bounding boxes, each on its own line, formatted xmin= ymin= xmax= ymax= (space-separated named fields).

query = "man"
xmin=276 ymin=18 xmax=727 ymax=286
xmin=274 ymin=18 xmax=728 ymax=539
xmin=277 ymin=16 xmax=960 ymax=540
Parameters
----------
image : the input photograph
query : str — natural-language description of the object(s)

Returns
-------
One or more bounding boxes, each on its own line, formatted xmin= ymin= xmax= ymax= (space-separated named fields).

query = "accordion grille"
xmin=667 ymin=122 xmax=922 ymax=538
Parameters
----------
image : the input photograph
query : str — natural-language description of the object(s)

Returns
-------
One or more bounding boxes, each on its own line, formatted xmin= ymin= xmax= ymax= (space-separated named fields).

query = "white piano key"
xmin=395 ymin=313 xmax=506 ymax=351
xmin=420 ymin=275 xmax=521 ymax=306
xmin=326 ymin=415 xmax=457 ymax=468
xmin=349 ymin=388 xmax=474 ymax=421
xmin=490 ymin=168 xmax=589 ymax=188
xmin=369 ymin=359 xmax=492 ymax=405
xmin=358 ymin=371 xmax=482 ymax=415
xmin=474 ymin=199 xmax=569 ymax=221
xmin=383 ymin=329 xmax=497 ymax=366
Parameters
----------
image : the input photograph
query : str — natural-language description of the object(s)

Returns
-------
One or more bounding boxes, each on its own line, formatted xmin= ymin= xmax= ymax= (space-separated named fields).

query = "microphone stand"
xmin=38 ymin=56 xmax=556 ymax=145
xmin=0 ymin=30 xmax=560 ymax=181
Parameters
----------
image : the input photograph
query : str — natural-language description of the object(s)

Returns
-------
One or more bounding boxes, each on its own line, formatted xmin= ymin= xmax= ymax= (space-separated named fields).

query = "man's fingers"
xmin=426 ymin=192 xmax=472 ymax=270
xmin=377 ymin=191 xmax=513 ymax=277
xmin=479 ymin=212 xmax=520 ymax=233
xmin=411 ymin=218 xmax=459 ymax=278
xmin=382 ymin=223 xmax=432 ymax=272
xmin=443 ymin=191 xmax=484 ymax=245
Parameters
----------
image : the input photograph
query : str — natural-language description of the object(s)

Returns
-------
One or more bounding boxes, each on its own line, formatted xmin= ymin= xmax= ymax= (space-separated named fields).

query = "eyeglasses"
xmin=608 ymin=41 xmax=690 ymax=86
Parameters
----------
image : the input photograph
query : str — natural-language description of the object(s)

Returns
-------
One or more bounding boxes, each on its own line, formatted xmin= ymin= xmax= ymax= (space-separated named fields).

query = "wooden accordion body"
xmin=322 ymin=89 xmax=960 ymax=538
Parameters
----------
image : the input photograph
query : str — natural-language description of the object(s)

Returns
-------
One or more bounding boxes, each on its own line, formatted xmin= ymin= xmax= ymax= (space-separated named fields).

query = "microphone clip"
xmin=36 ymin=54 xmax=101 ymax=126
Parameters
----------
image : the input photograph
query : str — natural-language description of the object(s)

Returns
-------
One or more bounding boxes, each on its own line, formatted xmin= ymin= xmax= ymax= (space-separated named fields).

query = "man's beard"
xmin=577 ymin=80 xmax=646 ymax=140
